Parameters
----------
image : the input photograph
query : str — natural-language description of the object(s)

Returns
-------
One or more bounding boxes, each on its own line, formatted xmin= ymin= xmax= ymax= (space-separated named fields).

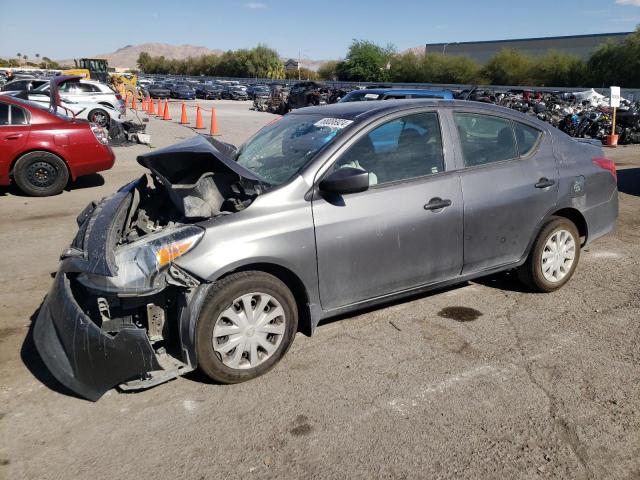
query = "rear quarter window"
xmin=514 ymin=122 xmax=543 ymax=156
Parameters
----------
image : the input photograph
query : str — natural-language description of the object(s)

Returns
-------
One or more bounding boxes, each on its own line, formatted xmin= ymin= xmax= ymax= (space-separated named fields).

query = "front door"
xmin=0 ymin=101 xmax=30 ymax=185
xmin=312 ymin=111 xmax=463 ymax=310
xmin=452 ymin=111 xmax=558 ymax=273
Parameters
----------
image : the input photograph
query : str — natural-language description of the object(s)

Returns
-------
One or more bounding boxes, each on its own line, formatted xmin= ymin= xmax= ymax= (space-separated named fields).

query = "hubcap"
xmin=26 ymin=161 xmax=57 ymax=188
xmin=541 ymin=229 xmax=576 ymax=283
xmin=91 ymin=110 xmax=108 ymax=127
xmin=212 ymin=293 xmax=286 ymax=370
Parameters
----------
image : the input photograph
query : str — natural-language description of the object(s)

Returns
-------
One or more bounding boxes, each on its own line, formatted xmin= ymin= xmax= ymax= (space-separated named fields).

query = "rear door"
xmin=452 ymin=111 xmax=558 ymax=273
xmin=312 ymin=110 xmax=463 ymax=310
xmin=0 ymin=102 xmax=30 ymax=184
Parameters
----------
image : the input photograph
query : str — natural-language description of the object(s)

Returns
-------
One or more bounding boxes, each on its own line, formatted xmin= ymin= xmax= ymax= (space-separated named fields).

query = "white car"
xmin=34 ymin=79 xmax=125 ymax=115
xmin=7 ymin=90 xmax=124 ymax=127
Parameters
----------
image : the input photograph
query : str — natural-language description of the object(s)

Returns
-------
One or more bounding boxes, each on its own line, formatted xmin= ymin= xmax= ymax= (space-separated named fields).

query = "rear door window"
xmin=11 ymin=105 xmax=29 ymax=125
xmin=453 ymin=113 xmax=518 ymax=167
xmin=0 ymin=102 xmax=9 ymax=125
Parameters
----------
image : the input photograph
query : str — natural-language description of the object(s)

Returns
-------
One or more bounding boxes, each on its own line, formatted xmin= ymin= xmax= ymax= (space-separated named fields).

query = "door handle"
xmin=424 ymin=197 xmax=452 ymax=211
xmin=535 ymin=178 xmax=555 ymax=189
xmin=4 ymin=133 xmax=23 ymax=140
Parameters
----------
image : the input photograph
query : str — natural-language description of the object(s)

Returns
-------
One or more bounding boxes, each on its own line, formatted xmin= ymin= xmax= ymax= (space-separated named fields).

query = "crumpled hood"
xmin=137 ymin=135 xmax=262 ymax=182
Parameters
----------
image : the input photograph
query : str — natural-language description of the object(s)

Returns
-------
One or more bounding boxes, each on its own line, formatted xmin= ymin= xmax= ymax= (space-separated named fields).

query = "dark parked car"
xmin=287 ymin=81 xmax=330 ymax=109
xmin=221 ymin=85 xmax=248 ymax=100
xmin=170 ymin=85 xmax=196 ymax=100
xmin=146 ymin=83 xmax=171 ymax=99
xmin=340 ymin=88 xmax=454 ymax=102
xmin=34 ymin=99 xmax=618 ymax=400
xmin=196 ymin=85 xmax=223 ymax=100
xmin=246 ymin=84 xmax=270 ymax=99
xmin=0 ymin=94 xmax=114 ymax=196
xmin=1 ymin=78 xmax=49 ymax=92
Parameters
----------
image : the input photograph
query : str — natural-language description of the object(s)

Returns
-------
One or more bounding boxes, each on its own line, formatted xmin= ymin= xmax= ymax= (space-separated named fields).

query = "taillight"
xmin=592 ymin=157 xmax=617 ymax=181
xmin=115 ymin=94 xmax=122 ymax=100
xmin=90 ymin=124 xmax=109 ymax=145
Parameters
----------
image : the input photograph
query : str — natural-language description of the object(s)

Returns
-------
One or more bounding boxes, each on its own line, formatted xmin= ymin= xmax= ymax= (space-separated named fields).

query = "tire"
xmin=13 ymin=151 xmax=69 ymax=197
xmin=196 ymin=271 xmax=298 ymax=384
xmin=518 ymin=216 xmax=581 ymax=292
xmin=88 ymin=108 xmax=110 ymax=128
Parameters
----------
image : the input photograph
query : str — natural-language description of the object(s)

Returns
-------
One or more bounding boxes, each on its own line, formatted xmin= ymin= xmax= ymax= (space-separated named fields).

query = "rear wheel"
xmin=518 ymin=217 xmax=580 ymax=292
xmin=196 ymin=272 xmax=298 ymax=383
xmin=13 ymin=151 xmax=69 ymax=196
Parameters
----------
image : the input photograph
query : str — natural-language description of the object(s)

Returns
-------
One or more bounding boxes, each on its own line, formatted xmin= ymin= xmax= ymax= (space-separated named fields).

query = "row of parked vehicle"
xmin=141 ymin=79 xmax=264 ymax=101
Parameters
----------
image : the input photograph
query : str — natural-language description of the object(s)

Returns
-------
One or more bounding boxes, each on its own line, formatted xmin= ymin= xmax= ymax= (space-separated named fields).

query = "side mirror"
xmin=319 ymin=167 xmax=370 ymax=195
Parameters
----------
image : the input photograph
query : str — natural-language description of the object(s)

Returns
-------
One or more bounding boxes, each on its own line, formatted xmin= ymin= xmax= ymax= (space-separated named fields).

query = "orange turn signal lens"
xmin=155 ymin=238 xmax=197 ymax=267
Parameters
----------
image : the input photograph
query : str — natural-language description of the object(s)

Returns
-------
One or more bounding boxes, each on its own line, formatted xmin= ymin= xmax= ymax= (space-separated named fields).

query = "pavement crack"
xmin=503 ymin=295 xmax=592 ymax=480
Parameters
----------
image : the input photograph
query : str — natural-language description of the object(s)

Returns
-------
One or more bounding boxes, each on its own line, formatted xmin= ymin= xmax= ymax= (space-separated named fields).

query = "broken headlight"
xmin=78 ymin=226 xmax=204 ymax=294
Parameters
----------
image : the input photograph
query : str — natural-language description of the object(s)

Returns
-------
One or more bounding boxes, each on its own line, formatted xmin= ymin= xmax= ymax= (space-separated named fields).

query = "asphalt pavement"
xmin=0 ymin=100 xmax=638 ymax=479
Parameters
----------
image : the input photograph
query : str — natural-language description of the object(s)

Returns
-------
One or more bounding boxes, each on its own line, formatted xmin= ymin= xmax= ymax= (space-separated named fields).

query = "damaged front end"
xmin=34 ymin=135 xmax=265 ymax=401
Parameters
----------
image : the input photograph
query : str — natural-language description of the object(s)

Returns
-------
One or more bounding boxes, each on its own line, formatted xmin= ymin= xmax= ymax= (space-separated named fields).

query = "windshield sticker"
xmin=364 ymin=93 xmax=380 ymax=99
xmin=314 ymin=118 xmax=354 ymax=129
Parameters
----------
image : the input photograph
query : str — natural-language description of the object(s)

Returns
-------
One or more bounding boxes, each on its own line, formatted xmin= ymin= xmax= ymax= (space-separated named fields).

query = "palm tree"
xmin=16 ymin=52 xmax=21 ymax=66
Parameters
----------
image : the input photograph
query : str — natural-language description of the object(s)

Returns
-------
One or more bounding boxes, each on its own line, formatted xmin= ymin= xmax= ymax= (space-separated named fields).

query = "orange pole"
xmin=180 ymin=102 xmax=188 ymax=124
xmin=195 ymin=105 xmax=204 ymax=129
xmin=210 ymin=107 xmax=219 ymax=135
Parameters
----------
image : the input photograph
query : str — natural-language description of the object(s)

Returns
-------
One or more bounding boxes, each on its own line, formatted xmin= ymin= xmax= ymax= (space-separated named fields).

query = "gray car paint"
xmin=174 ymin=99 xmax=618 ymax=335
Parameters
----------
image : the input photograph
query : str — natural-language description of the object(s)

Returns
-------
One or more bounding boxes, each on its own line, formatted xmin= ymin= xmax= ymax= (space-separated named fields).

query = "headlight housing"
xmin=78 ymin=226 xmax=204 ymax=294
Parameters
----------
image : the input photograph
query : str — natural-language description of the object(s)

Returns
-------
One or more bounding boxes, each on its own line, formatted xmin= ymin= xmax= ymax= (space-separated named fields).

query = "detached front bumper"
xmin=34 ymin=272 xmax=162 ymax=401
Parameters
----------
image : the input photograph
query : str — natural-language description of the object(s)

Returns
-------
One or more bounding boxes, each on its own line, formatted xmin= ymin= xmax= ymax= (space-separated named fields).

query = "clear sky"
xmin=1 ymin=0 xmax=639 ymax=61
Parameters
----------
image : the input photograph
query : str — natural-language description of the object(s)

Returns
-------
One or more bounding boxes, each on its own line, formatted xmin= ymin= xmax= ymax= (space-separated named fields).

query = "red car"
xmin=0 ymin=94 xmax=115 ymax=196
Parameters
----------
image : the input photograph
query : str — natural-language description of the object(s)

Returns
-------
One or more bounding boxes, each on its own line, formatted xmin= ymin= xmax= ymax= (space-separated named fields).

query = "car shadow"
xmin=473 ymin=270 xmax=531 ymax=293
xmin=618 ymin=168 xmax=640 ymax=196
xmin=0 ymin=174 xmax=104 ymax=197
xmin=21 ymin=301 xmax=85 ymax=400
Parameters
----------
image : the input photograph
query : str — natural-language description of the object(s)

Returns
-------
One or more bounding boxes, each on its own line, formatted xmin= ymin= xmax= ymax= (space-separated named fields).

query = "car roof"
xmin=356 ymin=88 xmax=452 ymax=95
xmin=291 ymin=99 xmax=551 ymax=127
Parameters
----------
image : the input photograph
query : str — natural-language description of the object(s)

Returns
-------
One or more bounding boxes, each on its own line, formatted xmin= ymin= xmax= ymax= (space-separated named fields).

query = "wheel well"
xmin=223 ymin=263 xmax=313 ymax=337
xmin=9 ymin=149 xmax=70 ymax=180
xmin=552 ymin=208 xmax=588 ymax=244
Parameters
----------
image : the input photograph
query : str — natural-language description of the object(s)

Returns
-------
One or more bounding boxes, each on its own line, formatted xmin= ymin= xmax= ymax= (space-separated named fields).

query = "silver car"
xmin=34 ymin=100 xmax=618 ymax=400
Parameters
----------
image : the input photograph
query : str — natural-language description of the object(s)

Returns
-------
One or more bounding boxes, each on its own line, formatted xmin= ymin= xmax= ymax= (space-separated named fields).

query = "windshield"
xmin=235 ymin=114 xmax=352 ymax=186
xmin=340 ymin=90 xmax=382 ymax=102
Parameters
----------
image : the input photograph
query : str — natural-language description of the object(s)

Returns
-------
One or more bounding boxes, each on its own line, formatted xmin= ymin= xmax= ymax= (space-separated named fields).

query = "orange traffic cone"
xmin=195 ymin=105 xmax=204 ymax=129
xmin=141 ymin=96 xmax=147 ymax=112
xmin=148 ymin=96 xmax=155 ymax=114
xmin=162 ymin=99 xmax=171 ymax=120
xmin=156 ymin=98 xmax=163 ymax=117
xmin=210 ymin=107 xmax=219 ymax=135
xmin=180 ymin=102 xmax=188 ymax=124
xmin=131 ymin=94 xmax=137 ymax=110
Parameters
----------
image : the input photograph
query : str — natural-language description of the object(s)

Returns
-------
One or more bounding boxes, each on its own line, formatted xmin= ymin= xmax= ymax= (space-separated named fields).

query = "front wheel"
xmin=518 ymin=217 xmax=580 ymax=292
xmin=196 ymin=271 xmax=298 ymax=384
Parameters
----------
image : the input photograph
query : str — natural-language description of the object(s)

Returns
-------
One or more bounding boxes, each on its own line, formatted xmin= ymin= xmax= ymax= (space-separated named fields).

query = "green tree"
xmin=482 ymin=49 xmax=535 ymax=86
xmin=317 ymin=60 xmax=340 ymax=80
xmin=588 ymin=27 xmax=640 ymax=87
xmin=335 ymin=40 xmax=396 ymax=82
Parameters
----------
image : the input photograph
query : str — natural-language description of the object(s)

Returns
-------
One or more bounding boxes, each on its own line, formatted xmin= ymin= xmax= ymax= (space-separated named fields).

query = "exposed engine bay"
xmin=38 ymin=135 xmax=267 ymax=398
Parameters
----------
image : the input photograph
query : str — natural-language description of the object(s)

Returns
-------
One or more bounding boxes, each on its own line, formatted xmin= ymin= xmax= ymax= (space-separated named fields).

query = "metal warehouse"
xmin=425 ymin=32 xmax=632 ymax=63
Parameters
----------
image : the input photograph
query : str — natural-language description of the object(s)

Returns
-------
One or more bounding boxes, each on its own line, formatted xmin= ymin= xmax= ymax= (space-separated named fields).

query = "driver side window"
xmin=334 ymin=112 xmax=445 ymax=186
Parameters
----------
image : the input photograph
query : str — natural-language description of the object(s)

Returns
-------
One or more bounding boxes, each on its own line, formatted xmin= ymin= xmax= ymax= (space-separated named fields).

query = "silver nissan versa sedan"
xmin=34 ymin=99 xmax=618 ymax=400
